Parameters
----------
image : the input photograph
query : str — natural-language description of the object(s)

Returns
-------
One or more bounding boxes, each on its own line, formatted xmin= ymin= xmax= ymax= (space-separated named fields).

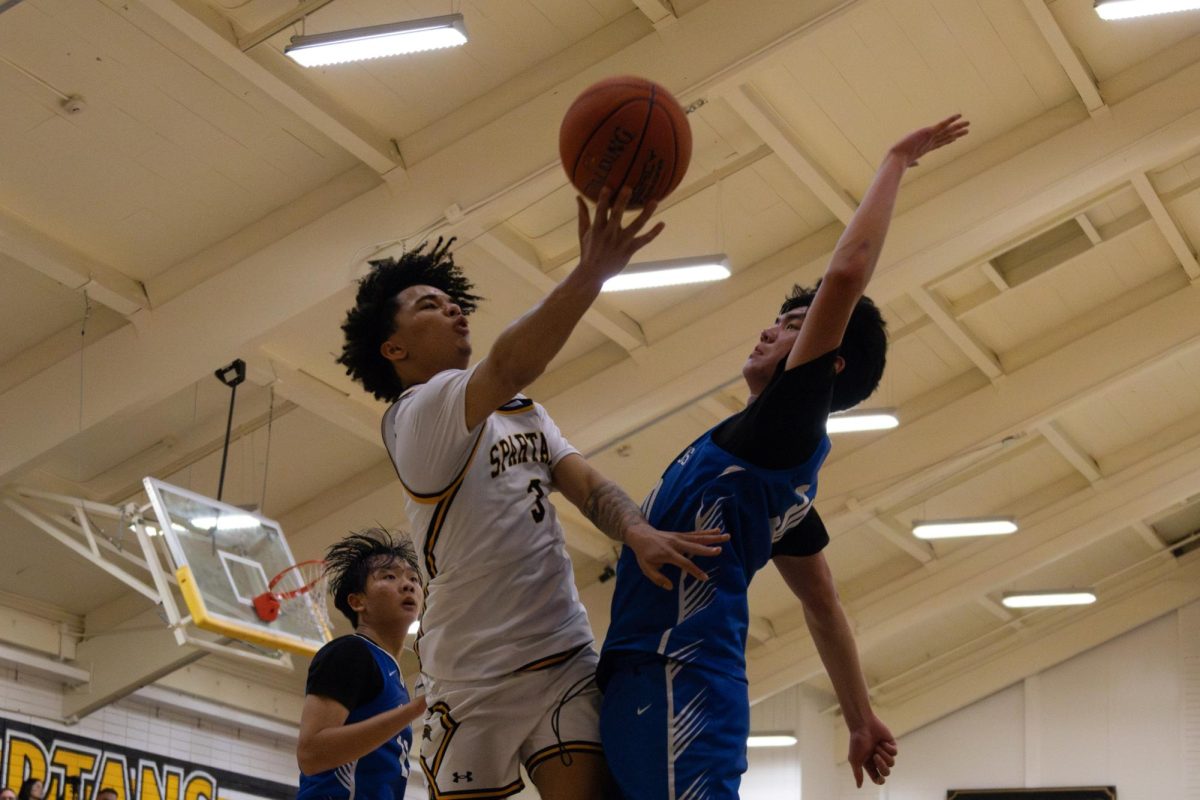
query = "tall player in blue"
xmin=599 ymin=115 xmax=971 ymax=798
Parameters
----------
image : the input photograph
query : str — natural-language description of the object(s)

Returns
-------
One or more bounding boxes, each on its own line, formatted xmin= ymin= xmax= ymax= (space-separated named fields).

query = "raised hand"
xmin=575 ymin=186 xmax=666 ymax=283
xmin=889 ymin=114 xmax=970 ymax=167
xmin=847 ymin=714 xmax=897 ymax=787
xmin=624 ymin=524 xmax=729 ymax=591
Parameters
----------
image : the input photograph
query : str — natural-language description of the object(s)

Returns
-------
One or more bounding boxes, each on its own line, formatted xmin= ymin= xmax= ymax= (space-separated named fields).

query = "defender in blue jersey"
xmin=297 ymin=530 xmax=427 ymax=800
xmin=600 ymin=116 xmax=971 ymax=799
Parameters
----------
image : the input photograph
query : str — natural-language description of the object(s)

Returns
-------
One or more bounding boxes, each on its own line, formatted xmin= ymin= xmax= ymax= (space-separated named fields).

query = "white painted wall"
xmin=740 ymin=600 xmax=1200 ymax=800
xmin=0 ymin=665 xmax=298 ymax=790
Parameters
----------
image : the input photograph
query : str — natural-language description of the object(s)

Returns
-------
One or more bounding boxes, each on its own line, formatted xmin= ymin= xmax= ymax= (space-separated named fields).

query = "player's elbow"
xmin=296 ymin=741 xmax=326 ymax=776
xmin=827 ymin=241 xmax=873 ymax=286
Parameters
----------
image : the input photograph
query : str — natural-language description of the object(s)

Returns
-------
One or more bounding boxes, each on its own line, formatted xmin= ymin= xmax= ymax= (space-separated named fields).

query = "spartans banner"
xmin=0 ymin=717 xmax=295 ymax=800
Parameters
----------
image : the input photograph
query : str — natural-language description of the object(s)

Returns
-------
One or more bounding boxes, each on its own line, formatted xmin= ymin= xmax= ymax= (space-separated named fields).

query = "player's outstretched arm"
xmin=786 ymin=115 xmax=970 ymax=371
xmin=465 ymin=188 xmax=664 ymax=429
xmin=774 ymin=551 xmax=897 ymax=787
xmin=553 ymin=454 xmax=728 ymax=591
xmin=297 ymin=693 xmax=427 ymax=775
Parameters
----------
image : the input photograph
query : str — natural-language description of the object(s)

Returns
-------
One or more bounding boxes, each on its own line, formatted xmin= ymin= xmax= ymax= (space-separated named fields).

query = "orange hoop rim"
xmin=266 ymin=559 xmax=328 ymax=600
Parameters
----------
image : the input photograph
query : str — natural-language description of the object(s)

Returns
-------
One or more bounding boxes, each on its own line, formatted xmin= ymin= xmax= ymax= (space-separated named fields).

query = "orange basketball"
xmin=559 ymin=76 xmax=692 ymax=209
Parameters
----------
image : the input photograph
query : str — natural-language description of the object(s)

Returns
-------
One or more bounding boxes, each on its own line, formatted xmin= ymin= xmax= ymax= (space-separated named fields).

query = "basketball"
xmin=559 ymin=75 xmax=692 ymax=209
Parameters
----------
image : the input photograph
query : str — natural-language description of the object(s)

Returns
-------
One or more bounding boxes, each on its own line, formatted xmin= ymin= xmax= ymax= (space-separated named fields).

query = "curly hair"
xmin=325 ymin=529 xmax=420 ymax=628
xmin=337 ymin=238 xmax=481 ymax=402
xmin=780 ymin=282 xmax=888 ymax=412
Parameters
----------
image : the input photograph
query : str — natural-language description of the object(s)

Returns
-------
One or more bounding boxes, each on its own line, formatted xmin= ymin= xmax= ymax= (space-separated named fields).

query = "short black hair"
xmin=338 ymin=238 xmax=481 ymax=402
xmin=325 ymin=529 xmax=420 ymax=628
xmin=16 ymin=780 xmax=40 ymax=800
xmin=781 ymin=283 xmax=887 ymax=412
xmin=95 ymin=789 xmax=118 ymax=800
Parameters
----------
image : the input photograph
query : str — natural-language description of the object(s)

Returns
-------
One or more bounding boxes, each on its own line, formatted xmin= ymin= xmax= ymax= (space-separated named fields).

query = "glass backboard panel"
xmin=144 ymin=477 xmax=329 ymax=656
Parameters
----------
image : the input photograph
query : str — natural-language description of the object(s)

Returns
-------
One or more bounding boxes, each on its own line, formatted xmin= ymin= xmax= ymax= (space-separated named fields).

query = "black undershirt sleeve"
xmin=770 ymin=505 xmax=830 ymax=558
xmin=711 ymin=349 xmax=839 ymax=470
xmin=305 ymin=635 xmax=382 ymax=711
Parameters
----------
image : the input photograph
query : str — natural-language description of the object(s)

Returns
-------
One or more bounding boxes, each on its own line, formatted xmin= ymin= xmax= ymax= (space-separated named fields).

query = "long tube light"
xmin=1001 ymin=590 xmax=1097 ymax=608
xmin=284 ymin=14 xmax=468 ymax=67
xmin=826 ymin=410 xmax=899 ymax=434
xmin=747 ymin=734 xmax=798 ymax=748
xmin=602 ymin=255 xmax=731 ymax=292
xmin=1095 ymin=0 xmax=1200 ymax=19
xmin=912 ymin=517 xmax=1018 ymax=540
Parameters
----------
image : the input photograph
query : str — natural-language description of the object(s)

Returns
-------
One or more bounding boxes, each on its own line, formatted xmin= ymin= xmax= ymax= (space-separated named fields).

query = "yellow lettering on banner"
xmin=51 ymin=743 xmax=100 ymax=800
xmin=137 ymin=762 xmax=184 ymax=800
xmin=95 ymin=754 xmax=130 ymax=800
xmin=5 ymin=732 xmax=49 ymax=791
xmin=182 ymin=772 xmax=215 ymax=800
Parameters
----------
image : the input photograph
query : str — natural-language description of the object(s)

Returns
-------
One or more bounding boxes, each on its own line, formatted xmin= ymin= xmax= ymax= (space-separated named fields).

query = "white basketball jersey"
xmin=382 ymin=365 xmax=594 ymax=682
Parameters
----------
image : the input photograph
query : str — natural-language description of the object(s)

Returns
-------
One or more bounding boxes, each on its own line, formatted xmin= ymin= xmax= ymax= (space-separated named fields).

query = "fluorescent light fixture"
xmin=408 ymin=620 xmax=420 ymax=635
xmin=826 ymin=410 xmax=898 ymax=434
xmin=912 ymin=517 xmax=1018 ymax=540
xmin=284 ymin=14 xmax=467 ymax=67
xmin=191 ymin=514 xmax=260 ymax=531
xmin=1001 ymin=590 xmax=1097 ymax=609
xmin=601 ymin=255 xmax=731 ymax=293
xmin=1095 ymin=0 xmax=1200 ymax=20
xmin=747 ymin=734 xmax=798 ymax=748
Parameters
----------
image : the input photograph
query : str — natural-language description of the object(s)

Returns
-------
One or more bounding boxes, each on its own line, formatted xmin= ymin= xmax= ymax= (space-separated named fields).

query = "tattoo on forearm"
xmin=583 ymin=481 xmax=645 ymax=543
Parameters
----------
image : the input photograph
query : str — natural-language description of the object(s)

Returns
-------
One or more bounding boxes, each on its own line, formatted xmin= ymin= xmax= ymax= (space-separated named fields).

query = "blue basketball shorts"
xmin=599 ymin=655 xmax=749 ymax=800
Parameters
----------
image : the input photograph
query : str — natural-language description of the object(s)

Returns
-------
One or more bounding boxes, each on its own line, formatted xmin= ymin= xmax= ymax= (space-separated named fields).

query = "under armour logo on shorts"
xmin=452 ymin=772 xmax=473 ymax=783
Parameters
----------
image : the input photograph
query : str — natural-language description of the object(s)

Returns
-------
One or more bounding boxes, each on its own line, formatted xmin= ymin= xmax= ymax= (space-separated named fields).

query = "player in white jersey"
xmin=337 ymin=188 xmax=729 ymax=800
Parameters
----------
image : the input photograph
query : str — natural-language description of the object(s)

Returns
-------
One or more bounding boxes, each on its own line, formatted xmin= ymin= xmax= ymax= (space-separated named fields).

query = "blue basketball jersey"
xmin=601 ymin=426 xmax=830 ymax=678
xmin=297 ymin=636 xmax=413 ymax=800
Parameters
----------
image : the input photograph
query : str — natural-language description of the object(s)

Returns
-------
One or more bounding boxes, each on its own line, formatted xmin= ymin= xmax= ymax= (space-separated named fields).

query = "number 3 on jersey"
xmin=527 ymin=479 xmax=546 ymax=522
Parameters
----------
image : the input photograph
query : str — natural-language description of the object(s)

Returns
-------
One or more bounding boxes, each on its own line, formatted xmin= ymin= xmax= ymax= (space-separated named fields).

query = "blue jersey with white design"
xmin=601 ymin=427 xmax=830 ymax=678
xmin=298 ymin=635 xmax=412 ymax=800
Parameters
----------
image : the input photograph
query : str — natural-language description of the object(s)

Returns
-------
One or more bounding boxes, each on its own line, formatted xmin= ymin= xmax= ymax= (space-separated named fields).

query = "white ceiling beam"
xmin=979 ymin=260 xmax=1009 ymax=291
xmin=0 ymin=639 xmax=89 ymax=684
xmin=1020 ymin=0 xmax=1106 ymax=116
xmin=134 ymin=685 xmax=299 ymax=737
xmin=133 ymin=0 xmax=399 ymax=176
xmin=860 ymin=555 xmax=1200 ymax=739
xmin=1130 ymin=172 xmax=1200 ymax=281
xmin=845 ymin=498 xmax=934 ymax=564
xmin=235 ymin=0 xmax=337 ymax=51
xmin=0 ymin=208 xmax=146 ymax=316
xmin=63 ymin=607 xmax=204 ymax=722
xmin=746 ymin=427 xmax=1200 ymax=701
xmin=150 ymin=660 xmax=304 ymax=725
xmin=465 ymin=229 xmax=647 ymax=354
xmin=1130 ymin=520 xmax=1163 ymax=551
xmin=250 ymin=351 xmax=383 ymax=446
xmin=1037 ymin=420 xmax=1102 ymax=483
xmin=1074 ymin=213 xmax=1103 ymax=246
xmin=724 ymin=84 xmax=858 ymax=225
xmin=275 ymin=459 xmax=397 ymax=544
xmin=909 ymin=288 xmax=1004 ymax=380
xmin=1129 ymin=520 xmax=1174 ymax=565
xmin=977 ymin=597 xmax=1015 ymax=622
xmin=631 ymin=0 xmax=677 ymax=28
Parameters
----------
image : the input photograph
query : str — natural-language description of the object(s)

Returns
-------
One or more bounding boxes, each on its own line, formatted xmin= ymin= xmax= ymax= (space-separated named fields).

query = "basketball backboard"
xmin=143 ymin=477 xmax=330 ymax=656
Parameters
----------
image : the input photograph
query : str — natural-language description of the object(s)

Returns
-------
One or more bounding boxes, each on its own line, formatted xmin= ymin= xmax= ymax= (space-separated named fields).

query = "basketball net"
xmin=253 ymin=560 xmax=333 ymax=642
